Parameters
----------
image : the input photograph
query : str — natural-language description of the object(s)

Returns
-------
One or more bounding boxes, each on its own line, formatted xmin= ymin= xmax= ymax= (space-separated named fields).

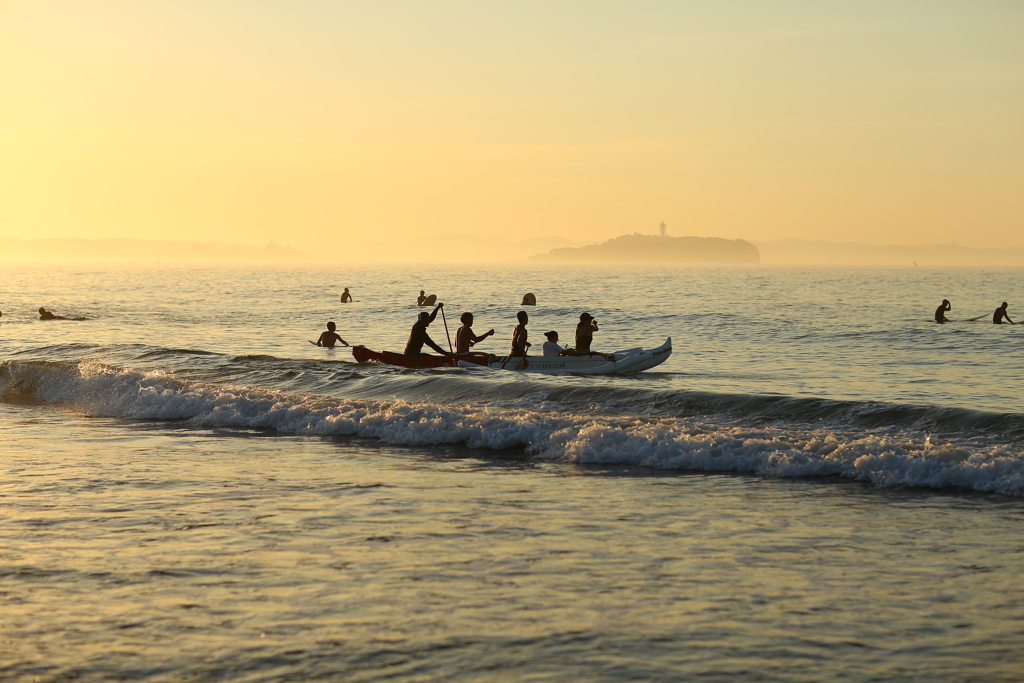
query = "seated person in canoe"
xmin=563 ymin=312 xmax=611 ymax=360
xmin=542 ymin=331 xmax=565 ymax=357
xmin=508 ymin=311 xmax=531 ymax=357
xmin=456 ymin=312 xmax=494 ymax=356
xmin=405 ymin=303 xmax=450 ymax=355
xmin=316 ymin=321 xmax=349 ymax=348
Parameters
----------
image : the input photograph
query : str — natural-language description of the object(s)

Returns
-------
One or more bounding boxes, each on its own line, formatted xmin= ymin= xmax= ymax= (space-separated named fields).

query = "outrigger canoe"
xmin=351 ymin=338 xmax=671 ymax=375
xmin=350 ymin=346 xmax=489 ymax=368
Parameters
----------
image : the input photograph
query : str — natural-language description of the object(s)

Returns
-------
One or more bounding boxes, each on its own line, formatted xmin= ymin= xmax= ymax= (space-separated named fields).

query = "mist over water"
xmin=2 ymin=263 xmax=1024 ymax=680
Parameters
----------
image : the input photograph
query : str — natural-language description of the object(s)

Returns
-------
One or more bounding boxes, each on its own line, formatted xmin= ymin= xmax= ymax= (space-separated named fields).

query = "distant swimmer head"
xmin=326 ymin=321 xmax=336 ymax=331
xmin=544 ymin=330 xmax=558 ymax=341
xmin=579 ymin=312 xmax=593 ymax=321
xmin=517 ymin=310 xmax=528 ymax=324
xmin=418 ymin=312 xmax=430 ymax=323
xmin=460 ymin=312 xmax=473 ymax=325
xmin=38 ymin=307 xmax=46 ymax=314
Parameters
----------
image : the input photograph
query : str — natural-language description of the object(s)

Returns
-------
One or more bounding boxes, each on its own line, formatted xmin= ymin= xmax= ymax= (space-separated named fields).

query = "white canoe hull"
xmin=458 ymin=337 xmax=672 ymax=375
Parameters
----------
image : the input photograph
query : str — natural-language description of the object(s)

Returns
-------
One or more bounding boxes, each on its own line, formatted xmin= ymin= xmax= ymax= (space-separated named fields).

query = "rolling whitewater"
xmin=2 ymin=262 xmax=1024 ymax=681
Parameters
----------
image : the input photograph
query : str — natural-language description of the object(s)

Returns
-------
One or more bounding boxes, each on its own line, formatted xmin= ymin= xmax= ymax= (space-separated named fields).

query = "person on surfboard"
xmin=993 ymin=302 xmax=1015 ymax=325
xmin=405 ymin=303 xmax=450 ymax=355
xmin=508 ymin=311 xmax=531 ymax=357
xmin=935 ymin=299 xmax=951 ymax=323
xmin=455 ymin=312 xmax=494 ymax=355
xmin=417 ymin=290 xmax=427 ymax=306
xmin=316 ymin=321 xmax=349 ymax=348
xmin=38 ymin=307 xmax=86 ymax=321
xmin=340 ymin=288 xmax=352 ymax=303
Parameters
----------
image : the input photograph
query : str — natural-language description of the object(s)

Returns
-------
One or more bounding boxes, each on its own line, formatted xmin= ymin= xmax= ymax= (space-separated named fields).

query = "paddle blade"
xmin=515 ymin=355 xmax=529 ymax=371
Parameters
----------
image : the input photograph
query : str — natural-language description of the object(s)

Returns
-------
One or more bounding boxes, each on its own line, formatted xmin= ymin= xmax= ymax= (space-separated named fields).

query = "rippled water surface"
xmin=2 ymin=263 xmax=1024 ymax=680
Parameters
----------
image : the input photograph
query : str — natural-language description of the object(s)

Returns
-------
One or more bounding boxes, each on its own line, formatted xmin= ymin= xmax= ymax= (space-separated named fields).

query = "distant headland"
xmin=528 ymin=233 xmax=760 ymax=264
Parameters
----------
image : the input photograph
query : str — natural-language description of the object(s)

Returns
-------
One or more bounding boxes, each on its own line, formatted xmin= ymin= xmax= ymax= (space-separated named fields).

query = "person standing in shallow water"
xmin=340 ymin=288 xmax=352 ymax=303
xmin=935 ymin=299 xmax=951 ymax=323
xmin=993 ymin=302 xmax=1015 ymax=325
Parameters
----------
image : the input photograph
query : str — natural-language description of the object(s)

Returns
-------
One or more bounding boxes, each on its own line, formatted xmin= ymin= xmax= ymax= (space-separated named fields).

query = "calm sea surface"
xmin=2 ymin=263 xmax=1023 ymax=681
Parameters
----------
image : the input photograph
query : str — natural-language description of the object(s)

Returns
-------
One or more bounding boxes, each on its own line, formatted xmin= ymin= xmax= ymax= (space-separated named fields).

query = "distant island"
xmin=528 ymin=233 xmax=760 ymax=264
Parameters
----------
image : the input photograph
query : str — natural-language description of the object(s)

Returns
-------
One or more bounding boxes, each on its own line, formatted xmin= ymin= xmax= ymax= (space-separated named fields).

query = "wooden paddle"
xmin=440 ymin=304 xmax=454 ymax=353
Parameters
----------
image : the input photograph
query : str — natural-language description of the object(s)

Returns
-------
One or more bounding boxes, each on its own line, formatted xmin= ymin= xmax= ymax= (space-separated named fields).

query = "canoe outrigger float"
xmin=351 ymin=338 xmax=671 ymax=375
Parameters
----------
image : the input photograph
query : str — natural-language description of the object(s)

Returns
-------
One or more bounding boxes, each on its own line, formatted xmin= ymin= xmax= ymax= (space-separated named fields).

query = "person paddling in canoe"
xmin=405 ymin=303 xmax=451 ymax=356
xmin=508 ymin=311 xmax=531 ymax=357
xmin=455 ymin=312 xmax=494 ymax=356
xmin=316 ymin=321 xmax=349 ymax=348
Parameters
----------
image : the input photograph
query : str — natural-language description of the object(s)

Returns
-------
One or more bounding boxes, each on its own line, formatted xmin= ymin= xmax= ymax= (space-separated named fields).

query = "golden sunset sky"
xmin=2 ymin=1 xmax=1022 ymax=256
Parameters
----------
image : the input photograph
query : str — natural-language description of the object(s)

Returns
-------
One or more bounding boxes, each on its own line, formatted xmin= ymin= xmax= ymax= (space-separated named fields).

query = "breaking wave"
xmin=3 ymin=357 xmax=1024 ymax=496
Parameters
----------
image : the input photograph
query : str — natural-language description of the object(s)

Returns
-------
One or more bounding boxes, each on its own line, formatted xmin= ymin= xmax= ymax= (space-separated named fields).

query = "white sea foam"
xmin=4 ymin=360 xmax=1024 ymax=496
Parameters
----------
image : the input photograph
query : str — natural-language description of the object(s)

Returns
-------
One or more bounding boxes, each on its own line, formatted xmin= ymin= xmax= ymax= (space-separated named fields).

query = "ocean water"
xmin=2 ymin=263 xmax=1024 ymax=681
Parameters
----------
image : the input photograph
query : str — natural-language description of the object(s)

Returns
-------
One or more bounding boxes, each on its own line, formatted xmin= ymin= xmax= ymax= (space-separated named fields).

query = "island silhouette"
xmin=528 ymin=233 xmax=760 ymax=264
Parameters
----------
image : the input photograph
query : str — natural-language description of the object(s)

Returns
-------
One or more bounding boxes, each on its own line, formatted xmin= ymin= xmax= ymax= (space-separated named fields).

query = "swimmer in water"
xmin=417 ymin=290 xmax=427 ymax=306
xmin=316 ymin=321 xmax=349 ymax=348
xmin=993 ymin=302 xmax=1015 ymax=325
xmin=935 ymin=299 xmax=951 ymax=323
xmin=455 ymin=312 xmax=494 ymax=355
xmin=340 ymin=288 xmax=352 ymax=303
xmin=405 ymin=303 xmax=450 ymax=355
xmin=38 ymin=307 xmax=66 ymax=320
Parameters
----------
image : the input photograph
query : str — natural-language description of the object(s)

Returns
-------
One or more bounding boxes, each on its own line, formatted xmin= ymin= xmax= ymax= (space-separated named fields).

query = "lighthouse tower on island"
xmin=659 ymin=221 xmax=667 ymax=237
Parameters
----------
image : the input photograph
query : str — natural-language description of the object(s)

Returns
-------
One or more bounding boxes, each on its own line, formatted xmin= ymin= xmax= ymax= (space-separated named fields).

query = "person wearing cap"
xmin=993 ymin=302 xmax=1015 ymax=325
xmin=405 ymin=302 xmax=450 ymax=355
xmin=563 ymin=312 xmax=612 ymax=359
xmin=542 ymin=331 xmax=564 ymax=357
xmin=935 ymin=299 xmax=951 ymax=323
xmin=455 ymin=312 xmax=494 ymax=355
xmin=575 ymin=312 xmax=599 ymax=352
